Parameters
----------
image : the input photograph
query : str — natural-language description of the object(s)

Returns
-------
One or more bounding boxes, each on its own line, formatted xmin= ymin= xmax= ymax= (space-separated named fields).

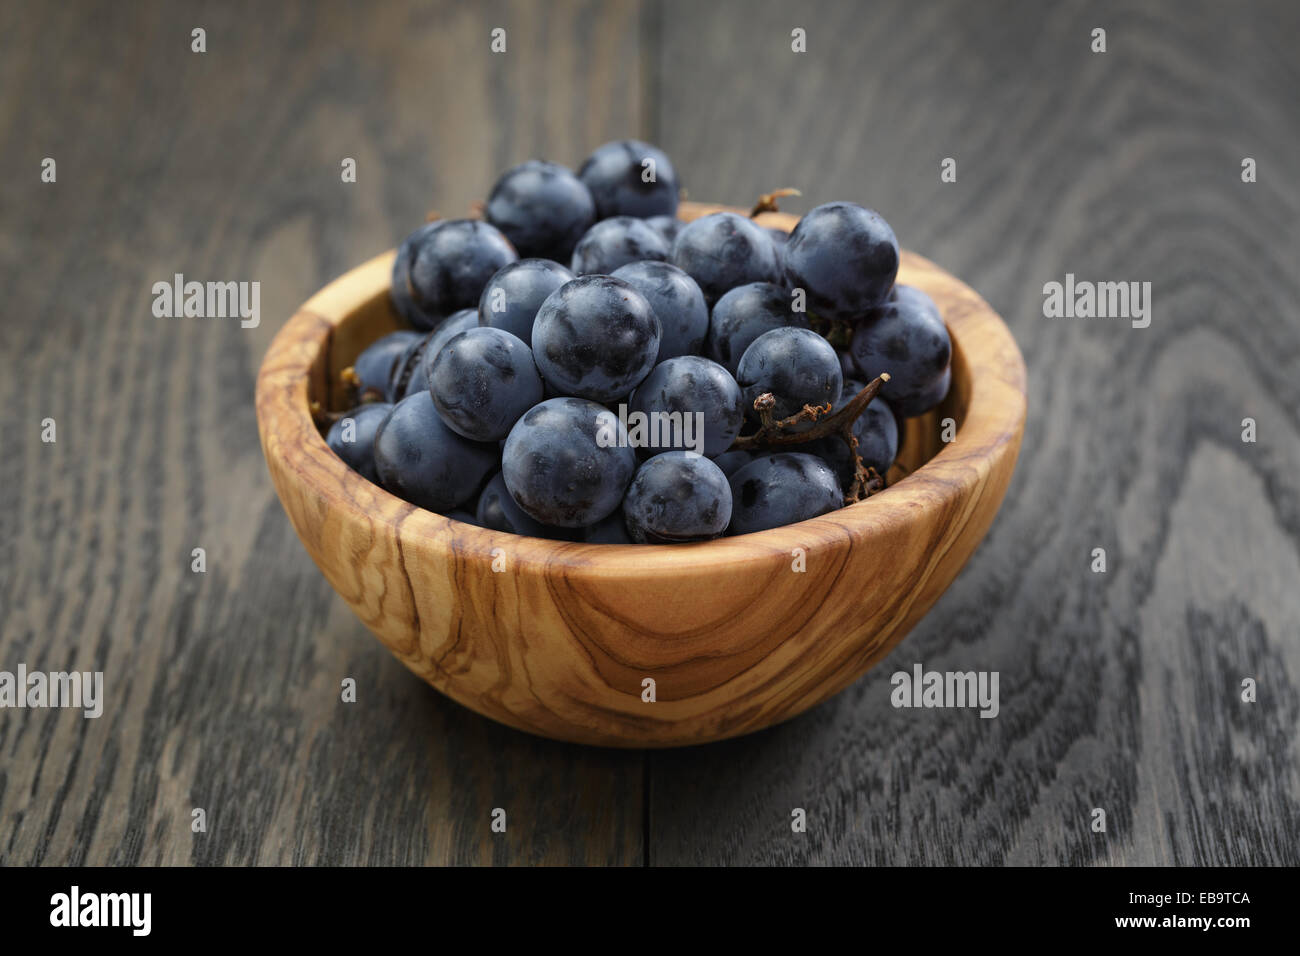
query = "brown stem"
xmin=731 ymin=372 xmax=891 ymax=451
xmin=310 ymin=400 xmax=345 ymax=429
xmin=749 ymin=187 xmax=802 ymax=217
xmin=841 ymin=422 xmax=885 ymax=504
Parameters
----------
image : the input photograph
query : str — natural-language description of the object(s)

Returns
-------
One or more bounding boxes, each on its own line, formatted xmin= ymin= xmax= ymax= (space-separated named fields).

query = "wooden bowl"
xmin=255 ymin=202 xmax=1027 ymax=748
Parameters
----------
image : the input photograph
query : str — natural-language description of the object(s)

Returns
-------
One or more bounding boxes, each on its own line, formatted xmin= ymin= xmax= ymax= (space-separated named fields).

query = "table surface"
xmin=2 ymin=0 xmax=1297 ymax=866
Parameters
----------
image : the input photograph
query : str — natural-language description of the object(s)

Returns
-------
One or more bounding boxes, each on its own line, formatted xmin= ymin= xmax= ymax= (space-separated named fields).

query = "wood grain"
xmin=2 ymin=0 xmax=1297 ymax=865
xmin=255 ymin=202 xmax=1025 ymax=748
xmin=0 ymin=0 xmax=648 ymax=866
xmin=647 ymin=0 xmax=1300 ymax=865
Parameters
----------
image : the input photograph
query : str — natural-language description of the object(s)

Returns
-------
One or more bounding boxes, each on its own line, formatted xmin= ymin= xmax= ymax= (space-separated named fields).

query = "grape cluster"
xmin=325 ymin=140 xmax=953 ymax=543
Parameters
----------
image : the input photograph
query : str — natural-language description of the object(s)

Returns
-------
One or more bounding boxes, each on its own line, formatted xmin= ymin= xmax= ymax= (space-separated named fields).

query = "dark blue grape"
xmin=502 ymin=397 xmax=637 ymax=527
xmin=387 ymin=330 xmax=433 ymax=401
xmin=783 ymin=202 xmax=898 ymax=320
xmin=809 ymin=379 xmax=900 ymax=488
xmin=531 ymin=276 xmax=661 ymax=402
xmin=838 ymin=349 xmax=857 ymax=382
xmin=476 ymin=471 xmax=578 ymax=539
xmin=353 ymin=331 xmax=420 ymax=401
xmin=485 ymin=160 xmax=595 ymax=261
xmin=623 ymin=452 xmax=732 ymax=543
xmin=445 ymin=509 xmax=480 ymax=526
xmin=610 ymin=260 xmax=708 ymax=362
xmin=628 ymin=356 xmax=743 ymax=458
xmin=727 ymin=453 xmax=843 ymax=535
xmin=736 ymin=327 xmax=841 ymax=421
xmin=706 ymin=282 xmax=809 ymax=375
xmin=910 ymin=364 xmax=952 ymax=416
xmin=429 ymin=326 xmax=543 ymax=441
xmin=390 ymin=219 xmax=517 ymax=330
xmin=395 ymin=308 xmax=479 ymax=401
xmin=848 ymin=284 xmax=951 ymax=417
xmin=326 ymin=403 xmax=392 ymax=483
xmin=766 ymin=226 xmax=789 ymax=249
xmin=373 ymin=392 xmax=498 ymax=512
xmin=477 ymin=259 xmax=573 ymax=346
xmin=710 ymin=449 xmax=756 ymax=477
xmin=646 ymin=215 xmax=683 ymax=245
xmin=569 ymin=216 xmax=669 ymax=276
xmin=416 ymin=308 xmax=480 ymax=383
xmin=577 ymin=139 xmax=680 ymax=219
xmin=670 ymin=212 xmax=781 ymax=306
xmin=581 ymin=512 xmax=633 ymax=543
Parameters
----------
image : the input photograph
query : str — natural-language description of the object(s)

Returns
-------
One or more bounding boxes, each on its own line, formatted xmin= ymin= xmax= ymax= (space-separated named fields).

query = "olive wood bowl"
xmin=255 ymin=201 xmax=1027 ymax=748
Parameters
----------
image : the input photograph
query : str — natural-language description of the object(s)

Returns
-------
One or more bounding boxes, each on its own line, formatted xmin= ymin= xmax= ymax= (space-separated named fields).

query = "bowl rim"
xmin=256 ymin=203 xmax=1027 ymax=577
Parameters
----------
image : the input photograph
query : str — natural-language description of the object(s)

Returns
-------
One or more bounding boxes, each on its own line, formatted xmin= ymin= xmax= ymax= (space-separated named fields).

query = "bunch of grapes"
xmin=326 ymin=140 xmax=952 ymax=544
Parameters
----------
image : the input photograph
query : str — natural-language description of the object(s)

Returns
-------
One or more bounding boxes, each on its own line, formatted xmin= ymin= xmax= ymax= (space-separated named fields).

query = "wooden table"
xmin=2 ymin=0 xmax=1297 ymax=865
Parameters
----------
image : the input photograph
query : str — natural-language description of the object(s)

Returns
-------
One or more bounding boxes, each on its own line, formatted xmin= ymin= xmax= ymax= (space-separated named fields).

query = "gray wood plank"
xmin=647 ymin=0 xmax=1300 ymax=865
xmin=4 ymin=0 xmax=1298 ymax=869
xmin=0 ymin=0 xmax=647 ymax=866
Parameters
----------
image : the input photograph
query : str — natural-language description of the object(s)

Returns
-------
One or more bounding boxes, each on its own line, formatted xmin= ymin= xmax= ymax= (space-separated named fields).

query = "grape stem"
xmin=731 ymin=372 xmax=891 ymax=451
xmin=749 ymin=187 xmax=802 ymax=217
xmin=310 ymin=400 xmax=345 ymax=428
xmin=339 ymin=365 xmax=387 ymax=407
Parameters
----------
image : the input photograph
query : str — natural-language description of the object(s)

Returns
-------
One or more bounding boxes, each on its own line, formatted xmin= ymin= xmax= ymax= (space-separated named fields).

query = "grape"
xmin=326 ymin=403 xmax=392 ymax=482
xmin=670 ymin=212 xmax=781 ymax=305
xmin=396 ymin=308 xmax=478 ymax=400
xmin=531 ymin=276 xmax=661 ymax=402
xmin=622 ymin=452 xmax=733 ymax=543
xmin=837 ymin=349 xmax=857 ymax=382
xmin=502 ymin=397 xmax=637 ymax=527
xmin=352 ymin=331 xmax=420 ymax=401
xmin=414 ymin=308 xmax=480 ymax=389
xmin=428 ymin=327 xmax=543 ymax=441
xmin=387 ymin=330 xmax=433 ymax=401
xmin=766 ymin=226 xmax=789 ymax=249
xmin=911 ymin=364 xmax=952 ymax=416
xmin=569 ymin=216 xmax=669 ymax=276
xmin=735 ymin=327 xmax=842 ymax=422
xmin=581 ymin=512 xmax=633 ymax=543
xmin=710 ymin=449 xmax=756 ymax=477
xmin=783 ymin=202 xmax=898 ymax=320
xmin=706 ymin=282 xmax=809 ymax=374
xmin=445 ymin=510 xmax=480 ymax=525
xmin=484 ymin=160 xmax=595 ymax=261
xmin=646 ymin=215 xmax=683 ymax=245
xmin=477 ymin=259 xmax=573 ymax=346
xmin=577 ymin=139 xmax=680 ymax=219
xmin=809 ymin=379 xmax=900 ymax=488
xmin=476 ymin=471 xmax=578 ymax=539
xmin=373 ymin=392 xmax=498 ymax=512
xmin=610 ymin=260 xmax=708 ymax=362
xmin=727 ymin=453 xmax=843 ymax=535
xmin=628 ymin=356 xmax=744 ymax=457
xmin=848 ymin=284 xmax=951 ymax=416
xmin=390 ymin=219 xmax=517 ymax=330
